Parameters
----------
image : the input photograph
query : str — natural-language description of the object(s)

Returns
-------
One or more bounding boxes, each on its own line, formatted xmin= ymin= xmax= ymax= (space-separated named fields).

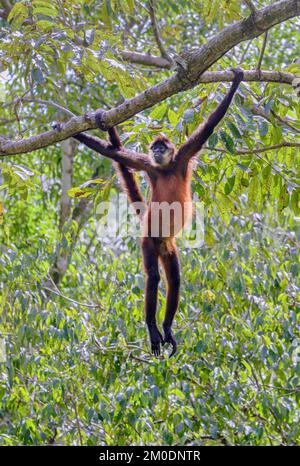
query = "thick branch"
xmin=0 ymin=70 xmax=297 ymax=157
xmin=186 ymin=0 xmax=300 ymax=82
xmin=0 ymin=0 xmax=299 ymax=157
xmin=188 ymin=70 xmax=295 ymax=84
xmin=119 ymin=50 xmax=171 ymax=69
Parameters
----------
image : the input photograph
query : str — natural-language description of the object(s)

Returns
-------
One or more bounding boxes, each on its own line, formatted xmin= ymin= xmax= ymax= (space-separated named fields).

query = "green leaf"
xmin=7 ymin=1 xmax=29 ymax=28
xmin=227 ymin=121 xmax=242 ymax=140
xmin=183 ymin=108 xmax=195 ymax=124
xmin=150 ymin=102 xmax=167 ymax=120
xmin=121 ymin=0 xmax=135 ymax=14
xmin=248 ymin=176 xmax=259 ymax=209
xmin=208 ymin=133 xmax=218 ymax=149
xmin=258 ymin=120 xmax=269 ymax=138
xmin=33 ymin=6 xmax=58 ymax=17
xmin=168 ymin=108 xmax=178 ymax=127
xmin=7 ymin=1 xmax=27 ymax=21
xmin=67 ymin=187 xmax=93 ymax=198
xmin=224 ymin=175 xmax=235 ymax=195
xmin=220 ymin=130 xmax=235 ymax=154
xmin=291 ymin=189 xmax=299 ymax=215
xmin=32 ymin=67 xmax=45 ymax=84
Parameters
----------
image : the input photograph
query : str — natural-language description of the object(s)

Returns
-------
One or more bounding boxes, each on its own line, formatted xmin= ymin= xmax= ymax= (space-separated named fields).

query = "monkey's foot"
xmin=163 ymin=328 xmax=177 ymax=358
xmin=148 ymin=325 xmax=164 ymax=357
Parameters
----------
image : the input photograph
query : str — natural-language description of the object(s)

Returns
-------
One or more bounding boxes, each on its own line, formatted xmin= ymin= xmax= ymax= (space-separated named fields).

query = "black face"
xmin=151 ymin=141 xmax=168 ymax=164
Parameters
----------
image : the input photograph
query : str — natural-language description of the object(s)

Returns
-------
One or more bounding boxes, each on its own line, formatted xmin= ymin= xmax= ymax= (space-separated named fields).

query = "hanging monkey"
xmin=73 ymin=68 xmax=244 ymax=357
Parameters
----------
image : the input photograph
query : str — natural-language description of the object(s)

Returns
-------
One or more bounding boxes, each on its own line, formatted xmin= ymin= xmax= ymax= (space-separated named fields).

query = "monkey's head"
xmin=150 ymin=135 xmax=175 ymax=167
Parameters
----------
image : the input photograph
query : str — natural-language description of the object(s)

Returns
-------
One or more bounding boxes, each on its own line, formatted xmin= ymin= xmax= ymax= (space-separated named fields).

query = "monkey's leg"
xmin=160 ymin=245 xmax=180 ymax=357
xmin=141 ymin=237 xmax=163 ymax=356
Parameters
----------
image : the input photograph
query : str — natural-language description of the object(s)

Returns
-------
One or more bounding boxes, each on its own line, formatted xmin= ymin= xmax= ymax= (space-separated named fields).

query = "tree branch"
xmin=244 ymin=0 xmax=258 ymax=15
xmin=22 ymin=98 xmax=76 ymax=118
xmin=59 ymin=139 xmax=77 ymax=230
xmin=43 ymin=284 xmax=100 ymax=309
xmin=0 ymin=0 xmax=12 ymax=19
xmin=0 ymin=71 xmax=297 ymax=157
xmin=251 ymin=105 xmax=300 ymax=134
xmin=72 ymin=18 xmax=172 ymax=69
xmin=0 ymin=0 xmax=299 ymax=157
xmin=257 ymin=31 xmax=268 ymax=71
xmin=119 ymin=50 xmax=171 ymax=69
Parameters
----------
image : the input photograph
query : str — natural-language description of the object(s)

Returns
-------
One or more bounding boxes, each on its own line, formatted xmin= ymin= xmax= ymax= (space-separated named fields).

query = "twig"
xmin=73 ymin=401 xmax=83 ymax=446
xmin=213 ymin=141 xmax=300 ymax=155
xmin=0 ymin=0 xmax=12 ymax=19
xmin=24 ymin=98 xmax=76 ymax=118
xmin=244 ymin=0 xmax=257 ymax=14
xmin=42 ymin=285 xmax=101 ymax=309
xmin=0 ymin=0 xmax=299 ymax=156
xmin=251 ymin=105 xmax=300 ymax=135
xmin=270 ymin=110 xmax=300 ymax=135
xmin=3 ymin=96 xmax=76 ymax=125
xmin=129 ymin=353 xmax=153 ymax=364
xmin=239 ymin=40 xmax=253 ymax=65
xmin=148 ymin=0 xmax=172 ymax=63
xmin=213 ymin=142 xmax=299 ymax=184
xmin=257 ymin=32 xmax=268 ymax=71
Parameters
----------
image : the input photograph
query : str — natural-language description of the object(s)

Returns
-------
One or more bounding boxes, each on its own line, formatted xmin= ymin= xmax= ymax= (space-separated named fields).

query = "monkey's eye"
xmin=151 ymin=142 xmax=167 ymax=153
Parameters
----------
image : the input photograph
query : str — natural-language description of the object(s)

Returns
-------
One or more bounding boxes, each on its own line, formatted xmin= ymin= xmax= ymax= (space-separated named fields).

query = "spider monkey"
xmin=73 ymin=68 xmax=244 ymax=357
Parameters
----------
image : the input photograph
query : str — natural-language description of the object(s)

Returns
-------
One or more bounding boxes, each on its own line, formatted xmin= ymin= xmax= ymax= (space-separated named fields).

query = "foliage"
xmin=0 ymin=207 xmax=299 ymax=445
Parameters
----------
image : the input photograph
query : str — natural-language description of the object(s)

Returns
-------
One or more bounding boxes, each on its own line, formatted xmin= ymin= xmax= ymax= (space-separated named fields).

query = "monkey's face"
xmin=150 ymin=139 xmax=175 ymax=167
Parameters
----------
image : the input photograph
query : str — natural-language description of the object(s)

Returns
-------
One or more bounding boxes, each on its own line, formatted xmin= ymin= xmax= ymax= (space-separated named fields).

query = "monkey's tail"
xmin=114 ymin=162 xmax=146 ymax=220
xmin=107 ymin=127 xmax=146 ymax=220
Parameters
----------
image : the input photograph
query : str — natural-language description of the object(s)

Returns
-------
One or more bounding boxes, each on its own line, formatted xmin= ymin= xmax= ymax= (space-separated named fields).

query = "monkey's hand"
xmin=94 ymin=109 xmax=109 ymax=131
xmin=163 ymin=327 xmax=177 ymax=358
xmin=148 ymin=324 xmax=164 ymax=357
xmin=231 ymin=67 xmax=244 ymax=83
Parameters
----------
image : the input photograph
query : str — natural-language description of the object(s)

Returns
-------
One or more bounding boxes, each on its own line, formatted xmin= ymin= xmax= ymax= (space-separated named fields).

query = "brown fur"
xmin=74 ymin=68 xmax=244 ymax=357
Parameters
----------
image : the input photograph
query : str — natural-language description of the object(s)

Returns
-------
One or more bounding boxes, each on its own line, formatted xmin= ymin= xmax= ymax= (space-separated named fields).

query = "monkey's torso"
xmin=143 ymin=161 xmax=194 ymax=240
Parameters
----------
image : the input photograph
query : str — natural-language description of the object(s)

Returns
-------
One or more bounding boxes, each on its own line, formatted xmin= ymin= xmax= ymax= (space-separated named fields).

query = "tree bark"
xmin=59 ymin=139 xmax=77 ymax=230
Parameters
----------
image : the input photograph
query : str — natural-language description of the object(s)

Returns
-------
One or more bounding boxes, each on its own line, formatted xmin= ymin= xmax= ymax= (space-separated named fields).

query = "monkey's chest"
xmin=152 ymin=175 xmax=191 ymax=204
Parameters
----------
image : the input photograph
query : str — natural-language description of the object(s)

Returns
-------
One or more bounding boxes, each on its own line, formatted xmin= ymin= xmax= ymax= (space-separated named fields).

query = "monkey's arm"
xmin=73 ymin=132 xmax=153 ymax=173
xmin=175 ymin=68 xmax=244 ymax=165
xmin=106 ymin=126 xmax=146 ymax=219
xmin=107 ymin=127 xmax=122 ymax=149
